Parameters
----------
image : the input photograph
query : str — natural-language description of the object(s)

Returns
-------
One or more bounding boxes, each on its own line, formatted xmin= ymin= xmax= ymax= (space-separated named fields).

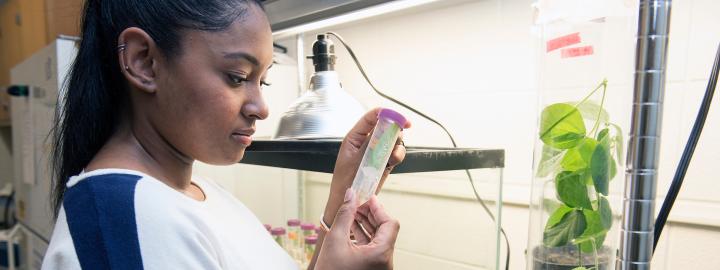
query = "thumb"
xmin=330 ymin=188 xmax=358 ymax=237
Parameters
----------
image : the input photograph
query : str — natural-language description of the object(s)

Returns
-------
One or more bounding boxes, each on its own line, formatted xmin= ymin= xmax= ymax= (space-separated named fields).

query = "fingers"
xmin=366 ymin=196 xmax=391 ymax=224
xmin=371 ymin=220 xmax=401 ymax=246
xmin=378 ymin=133 xmax=407 ymax=192
xmin=387 ymin=135 xmax=407 ymax=168
xmin=366 ymin=197 xmax=400 ymax=246
xmin=345 ymin=108 xmax=412 ymax=149
xmin=400 ymin=118 xmax=412 ymax=129
xmin=355 ymin=213 xmax=377 ymax=236
xmin=330 ymin=189 xmax=359 ymax=237
xmin=345 ymin=108 xmax=383 ymax=149
xmin=351 ymin=221 xmax=371 ymax=245
xmin=357 ymin=202 xmax=379 ymax=228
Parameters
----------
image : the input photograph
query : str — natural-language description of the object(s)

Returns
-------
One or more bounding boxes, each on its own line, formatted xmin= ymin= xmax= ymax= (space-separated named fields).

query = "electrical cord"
xmin=3 ymin=190 xmax=14 ymax=229
xmin=653 ymin=43 xmax=720 ymax=253
xmin=326 ymin=31 xmax=511 ymax=270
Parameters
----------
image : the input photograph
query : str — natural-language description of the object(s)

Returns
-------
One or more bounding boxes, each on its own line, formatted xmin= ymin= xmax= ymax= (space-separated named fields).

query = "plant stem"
xmin=577 ymin=244 xmax=582 ymax=266
xmin=539 ymin=79 xmax=608 ymax=140
xmin=591 ymin=238 xmax=599 ymax=270
xmin=590 ymin=80 xmax=608 ymax=137
xmin=575 ymin=78 xmax=608 ymax=110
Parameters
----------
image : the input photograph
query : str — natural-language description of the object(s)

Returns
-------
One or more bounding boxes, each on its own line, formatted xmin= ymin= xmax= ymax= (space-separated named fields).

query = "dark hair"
xmin=51 ymin=0 xmax=264 ymax=216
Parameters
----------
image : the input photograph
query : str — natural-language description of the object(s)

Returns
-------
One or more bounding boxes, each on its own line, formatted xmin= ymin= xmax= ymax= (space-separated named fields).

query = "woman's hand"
xmin=315 ymin=189 xmax=400 ymax=270
xmin=323 ymin=108 xmax=411 ymax=227
xmin=307 ymin=108 xmax=409 ymax=270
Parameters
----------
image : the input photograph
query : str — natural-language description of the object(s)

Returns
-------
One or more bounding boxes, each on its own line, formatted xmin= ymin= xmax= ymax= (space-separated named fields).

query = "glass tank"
xmin=527 ymin=1 xmax=637 ymax=269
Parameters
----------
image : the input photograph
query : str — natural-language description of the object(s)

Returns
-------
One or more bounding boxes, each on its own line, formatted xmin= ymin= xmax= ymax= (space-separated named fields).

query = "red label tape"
xmin=561 ymin=46 xmax=594 ymax=58
xmin=546 ymin=32 xmax=581 ymax=52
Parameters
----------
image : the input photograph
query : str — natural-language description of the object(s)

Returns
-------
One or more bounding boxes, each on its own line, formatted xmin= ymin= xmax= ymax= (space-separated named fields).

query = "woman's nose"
xmin=242 ymin=89 xmax=269 ymax=120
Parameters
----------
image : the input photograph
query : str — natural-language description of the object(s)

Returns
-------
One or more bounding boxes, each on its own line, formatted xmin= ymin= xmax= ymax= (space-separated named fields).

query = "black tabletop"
xmin=239 ymin=139 xmax=504 ymax=174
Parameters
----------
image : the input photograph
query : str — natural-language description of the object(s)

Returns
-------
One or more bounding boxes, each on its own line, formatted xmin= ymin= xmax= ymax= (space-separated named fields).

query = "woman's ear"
xmin=117 ymin=27 xmax=159 ymax=93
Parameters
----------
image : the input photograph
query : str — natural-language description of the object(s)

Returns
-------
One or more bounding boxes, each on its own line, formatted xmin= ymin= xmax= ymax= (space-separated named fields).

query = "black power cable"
xmin=326 ymin=32 xmax=511 ymax=270
xmin=2 ymin=190 xmax=14 ymax=229
xmin=653 ymin=43 xmax=720 ymax=253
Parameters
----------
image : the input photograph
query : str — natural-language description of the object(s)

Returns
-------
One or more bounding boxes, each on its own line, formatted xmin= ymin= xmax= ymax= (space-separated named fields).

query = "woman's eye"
xmin=227 ymin=73 xmax=248 ymax=86
xmin=261 ymin=81 xmax=272 ymax=87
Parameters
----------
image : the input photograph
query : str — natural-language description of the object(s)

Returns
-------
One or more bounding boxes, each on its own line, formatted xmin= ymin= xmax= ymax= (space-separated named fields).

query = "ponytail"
xmin=51 ymin=0 xmax=127 ymax=216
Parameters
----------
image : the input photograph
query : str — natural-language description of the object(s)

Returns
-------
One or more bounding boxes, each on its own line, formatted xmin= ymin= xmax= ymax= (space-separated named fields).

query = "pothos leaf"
xmin=597 ymin=128 xmax=610 ymax=147
xmin=543 ymin=198 xmax=564 ymax=215
xmin=544 ymin=208 xmax=587 ymax=247
xmin=561 ymin=138 xmax=598 ymax=172
xmin=556 ymin=171 xmax=593 ymax=209
xmin=598 ymin=196 xmax=613 ymax=229
xmin=581 ymin=169 xmax=594 ymax=185
xmin=569 ymin=100 xmax=610 ymax=123
xmin=599 ymin=127 xmax=618 ymax=181
xmin=540 ymin=103 xmax=587 ymax=149
xmin=590 ymin=145 xmax=610 ymax=196
xmin=575 ymin=209 xmax=608 ymax=253
xmin=537 ymin=144 xmax=564 ymax=178
xmin=546 ymin=205 xmax=574 ymax=228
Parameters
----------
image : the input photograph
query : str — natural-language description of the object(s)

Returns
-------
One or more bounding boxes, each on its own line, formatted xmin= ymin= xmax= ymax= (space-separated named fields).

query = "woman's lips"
xmin=231 ymin=133 xmax=253 ymax=146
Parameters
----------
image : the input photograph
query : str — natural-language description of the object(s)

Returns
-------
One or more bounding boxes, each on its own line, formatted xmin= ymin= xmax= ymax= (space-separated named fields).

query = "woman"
xmin=42 ymin=0 xmax=410 ymax=269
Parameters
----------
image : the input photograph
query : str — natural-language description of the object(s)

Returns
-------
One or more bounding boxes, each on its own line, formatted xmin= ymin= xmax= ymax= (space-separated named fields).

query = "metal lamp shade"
xmin=274 ymin=71 xmax=366 ymax=140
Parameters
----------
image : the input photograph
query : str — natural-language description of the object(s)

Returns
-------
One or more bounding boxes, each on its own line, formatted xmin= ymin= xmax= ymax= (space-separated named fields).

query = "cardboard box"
xmin=45 ymin=0 xmax=83 ymax=40
xmin=1 ymin=0 xmax=49 ymax=85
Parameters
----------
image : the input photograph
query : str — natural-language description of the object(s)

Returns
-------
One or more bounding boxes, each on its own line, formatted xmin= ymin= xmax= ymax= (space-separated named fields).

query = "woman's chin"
xmin=200 ymin=150 xmax=246 ymax=166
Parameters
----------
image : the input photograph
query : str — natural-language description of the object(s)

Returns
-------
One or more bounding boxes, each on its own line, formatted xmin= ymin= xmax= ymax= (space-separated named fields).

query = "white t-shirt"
xmin=41 ymin=168 xmax=299 ymax=270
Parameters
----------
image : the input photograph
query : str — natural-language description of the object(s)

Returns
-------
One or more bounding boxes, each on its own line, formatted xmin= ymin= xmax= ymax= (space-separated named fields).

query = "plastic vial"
xmin=301 ymin=223 xmax=316 ymax=238
xmin=270 ymin=227 xmax=287 ymax=250
xmin=303 ymin=235 xmax=318 ymax=267
xmin=287 ymin=219 xmax=302 ymax=259
xmin=300 ymin=223 xmax=316 ymax=253
xmin=351 ymin=108 xmax=407 ymax=205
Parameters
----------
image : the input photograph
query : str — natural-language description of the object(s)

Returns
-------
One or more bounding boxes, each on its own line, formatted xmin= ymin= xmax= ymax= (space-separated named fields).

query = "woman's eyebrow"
xmin=223 ymin=51 xmax=259 ymax=66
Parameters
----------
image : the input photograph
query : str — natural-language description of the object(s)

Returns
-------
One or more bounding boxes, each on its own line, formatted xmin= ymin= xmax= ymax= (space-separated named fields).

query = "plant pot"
xmin=532 ymin=245 xmax=612 ymax=270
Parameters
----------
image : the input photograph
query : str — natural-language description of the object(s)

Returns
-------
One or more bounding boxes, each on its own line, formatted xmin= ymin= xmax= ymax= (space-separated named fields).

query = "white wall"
xmin=192 ymin=0 xmax=720 ymax=269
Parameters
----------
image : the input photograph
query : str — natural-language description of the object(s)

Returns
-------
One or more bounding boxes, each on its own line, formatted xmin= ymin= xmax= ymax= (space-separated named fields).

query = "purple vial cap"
xmin=263 ymin=224 xmax=272 ymax=231
xmin=301 ymin=223 xmax=316 ymax=231
xmin=305 ymin=235 xmax=318 ymax=244
xmin=315 ymin=227 xmax=321 ymax=234
xmin=287 ymin=219 xmax=301 ymax=226
xmin=270 ymin=227 xmax=286 ymax=235
xmin=378 ymin=108 xmax=407 ymax=128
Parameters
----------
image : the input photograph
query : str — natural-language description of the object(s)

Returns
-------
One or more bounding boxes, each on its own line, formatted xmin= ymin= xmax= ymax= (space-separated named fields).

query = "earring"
xmin=118 ymin=44 xmax=130 ymax=71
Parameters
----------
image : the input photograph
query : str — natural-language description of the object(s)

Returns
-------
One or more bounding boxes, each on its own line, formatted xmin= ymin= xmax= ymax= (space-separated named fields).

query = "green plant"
xmin=536 ymin=79 xmax=623 ymax=267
